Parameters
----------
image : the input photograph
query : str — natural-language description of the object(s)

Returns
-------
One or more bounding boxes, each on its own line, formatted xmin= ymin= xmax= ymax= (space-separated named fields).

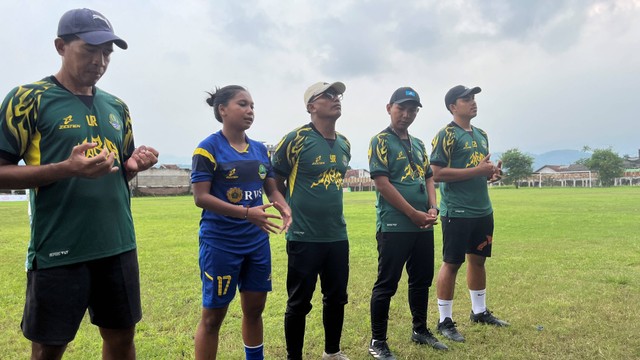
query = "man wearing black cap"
xmin=0 ymin=8 xmax=158 ymax=359
xmin=429 ymin=85 xmax=507 ymax=344
xmin=272 ymin=81 xmax=351 ymax=360
xmin=367 ymin=87 xmax=447 ymax=359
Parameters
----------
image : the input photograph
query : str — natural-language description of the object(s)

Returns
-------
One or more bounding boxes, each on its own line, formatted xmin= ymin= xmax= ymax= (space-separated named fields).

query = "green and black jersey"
xmin=0 ymin=77 xmax=136 ymax=270
xmin=272 ymin=123 xmax=350 ymax=242
xmin=429 ymin=121 xmax=492 ymax=218
xmin=369 ymin=127 xmax=433 ymax=232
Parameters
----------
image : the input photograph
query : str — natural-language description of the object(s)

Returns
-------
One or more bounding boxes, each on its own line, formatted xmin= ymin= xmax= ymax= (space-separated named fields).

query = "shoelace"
xmin=414 ymin=329 xmax=435 ymax=337
xmin=444 ymin=320 xmax=458 ymax=329
xmin=479 ymin=310 xmax=496 ymax=320
xmin=372 ymin=342 xmax=392 ymax=356
xmin=379 ymin=344 xmax=392 ymax=356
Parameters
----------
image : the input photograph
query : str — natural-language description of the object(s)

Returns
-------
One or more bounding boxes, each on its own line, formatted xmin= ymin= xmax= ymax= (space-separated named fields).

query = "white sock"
xmin=437 ymin=299 xmax=453 ymax=322
xmin=470 ymin=289 xmax=487 ymax=314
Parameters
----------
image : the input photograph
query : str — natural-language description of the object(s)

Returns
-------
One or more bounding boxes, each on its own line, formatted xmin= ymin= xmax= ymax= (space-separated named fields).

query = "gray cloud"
xmin=308 ymin=17 xmax=388 ymax=77
xmin=215 ymin=2 xmax=278 ymax=49
xmin=0 ymin=0 xmax=638 ymax=168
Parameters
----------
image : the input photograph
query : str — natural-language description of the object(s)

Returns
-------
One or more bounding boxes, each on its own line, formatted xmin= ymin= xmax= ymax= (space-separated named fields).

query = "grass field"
xmin=1 ymin=187 xmax=639 ymax=359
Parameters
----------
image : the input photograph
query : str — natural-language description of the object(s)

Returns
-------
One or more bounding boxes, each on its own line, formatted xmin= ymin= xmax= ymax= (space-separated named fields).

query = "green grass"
xmin=1 ymin=187 xmax=639 ymax=359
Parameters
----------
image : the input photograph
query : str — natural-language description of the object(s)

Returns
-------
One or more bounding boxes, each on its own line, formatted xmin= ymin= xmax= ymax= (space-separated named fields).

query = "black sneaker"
xmin=470 ymin=309 xmax=510 ymax=327
xmin=411 ymin=329 xmax=449 ymax=350
xmin=368 ymin=339 xmax=396 ymax=360
xmin=437 ymin=317 xmax=465 ymax=342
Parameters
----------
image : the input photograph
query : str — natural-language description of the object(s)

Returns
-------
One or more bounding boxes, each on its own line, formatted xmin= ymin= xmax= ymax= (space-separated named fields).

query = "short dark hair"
xmin=205 ymin=85 xmax=247 ymax=123
xmin=59 ymin=34 xmax=79 ymax=44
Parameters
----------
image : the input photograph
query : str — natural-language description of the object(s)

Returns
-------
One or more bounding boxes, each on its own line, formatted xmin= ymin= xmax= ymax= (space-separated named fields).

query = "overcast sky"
xmin=1 ymin=0 xmax=638 ymax=168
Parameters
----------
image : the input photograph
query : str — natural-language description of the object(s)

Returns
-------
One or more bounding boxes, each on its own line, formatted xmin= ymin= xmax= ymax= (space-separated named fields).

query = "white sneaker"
xmin=322 ymin=350 xmax=350 ymax=360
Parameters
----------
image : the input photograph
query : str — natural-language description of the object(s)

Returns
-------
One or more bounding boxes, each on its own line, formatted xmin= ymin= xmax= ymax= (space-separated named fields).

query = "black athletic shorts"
xmin=441 ymin=214 xmax=494 ymax=264
xmin=21 ymin=249 xmax=142 ymax=345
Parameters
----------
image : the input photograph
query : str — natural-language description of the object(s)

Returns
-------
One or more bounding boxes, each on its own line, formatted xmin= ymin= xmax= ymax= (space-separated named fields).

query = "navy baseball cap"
xmin=444 ymin=85 xmax=481 ymax=111
xmin=57 ymin=8 xmax=128 ymax=49
xmin=389 ymin=87 xmax=422 ymax=107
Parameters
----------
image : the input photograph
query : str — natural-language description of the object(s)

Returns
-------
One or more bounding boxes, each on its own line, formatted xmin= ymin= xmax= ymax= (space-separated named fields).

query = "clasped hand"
xmin=478 ymin=154 xmax=503 ymax=183
xmin=246 ymin=201 xmax=292 ymax=234
xmin=66 ymin=143 xmax=159 ymax=178
xmin=411 ymin=210 xmax=438 ymax=229
xmin=124 ymin=145 xmax=160 ymax=174
xmin=66 ymin=142 xmax=118 ymax=178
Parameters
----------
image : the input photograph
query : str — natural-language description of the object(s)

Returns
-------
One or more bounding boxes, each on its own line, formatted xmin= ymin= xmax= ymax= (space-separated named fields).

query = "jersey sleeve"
xmin=118 ymin=98 xmax=135 ymax=162
xmin=416 ymin=138 xmax=433 ymax=179
xmin=191 ymin=140 xmax=216 ymax=183
xmin=477 ymin=128 xmax=489 ymax=153
xmin=429 ymin=127 xmax=453 ymax=168
xmin=271 ymin=131 xmax=296 ymax=177
xmin=368 ymin=133 xmax=390 ymax=178
xmin=0 ymin=86 xmax=38 ymax=164
xmin=337 ymin=132 xmax=351 ymax=163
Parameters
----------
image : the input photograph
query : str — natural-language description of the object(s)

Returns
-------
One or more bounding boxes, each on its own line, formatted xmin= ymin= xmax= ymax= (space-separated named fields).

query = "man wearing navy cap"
xmin=0 ymin=8 xmax=158 ymax=359
xmin=429 ymin=85 xmax=507 ymax=344
xmin=367 ymin=87 xmax=447 ymax=360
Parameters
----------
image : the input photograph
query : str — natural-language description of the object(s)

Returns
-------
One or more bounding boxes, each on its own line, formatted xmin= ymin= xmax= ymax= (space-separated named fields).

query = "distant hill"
xmin=530 ymin=150 xmax=590 ymax=170
xmin=494 ymin=149 xmax=590 ymax=171
xmin=157 ymin=154 xmax=191 ymax=169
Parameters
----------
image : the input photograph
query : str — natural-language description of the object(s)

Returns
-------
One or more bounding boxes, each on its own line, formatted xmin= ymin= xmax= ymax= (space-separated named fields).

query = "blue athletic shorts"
xmin=199 ymin=239 xmax=272 ymax=309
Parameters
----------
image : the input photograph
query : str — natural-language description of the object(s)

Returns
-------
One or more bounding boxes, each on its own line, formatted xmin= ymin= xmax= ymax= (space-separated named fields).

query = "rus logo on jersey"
xmin=226 ymin=187 xmax=264 ymax=203
xmin=243 ymin=189 xmax=263 ymax=200
xmin=227 ymin=187 xmax=243 ymax=203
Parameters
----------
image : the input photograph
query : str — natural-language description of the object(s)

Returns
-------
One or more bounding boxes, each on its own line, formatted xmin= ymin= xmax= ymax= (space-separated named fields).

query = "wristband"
xmin=244 ymin=206 xmax=249 ymax=219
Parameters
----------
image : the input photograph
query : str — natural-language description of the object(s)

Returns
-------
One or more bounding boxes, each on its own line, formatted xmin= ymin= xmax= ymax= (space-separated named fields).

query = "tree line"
xmin=499 ymin=147 xmax=627 ymax=188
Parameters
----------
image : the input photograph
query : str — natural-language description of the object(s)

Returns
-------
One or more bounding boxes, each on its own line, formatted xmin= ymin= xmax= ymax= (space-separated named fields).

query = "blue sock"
xmin=244 ymin=344 xmax=264 ymax=360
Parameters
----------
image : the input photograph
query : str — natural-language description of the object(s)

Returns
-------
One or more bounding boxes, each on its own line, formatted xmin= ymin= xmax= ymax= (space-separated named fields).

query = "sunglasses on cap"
xmin=309 ymin=89 xmax=343 ymax=103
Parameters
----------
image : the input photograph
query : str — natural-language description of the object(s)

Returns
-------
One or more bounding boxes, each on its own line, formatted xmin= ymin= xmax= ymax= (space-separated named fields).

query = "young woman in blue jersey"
xmin=191 ymin=85 xmax=291 ymax=360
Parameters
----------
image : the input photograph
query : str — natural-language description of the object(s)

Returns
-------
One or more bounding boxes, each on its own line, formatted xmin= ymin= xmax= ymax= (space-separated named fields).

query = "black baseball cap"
xmin=57 ymin=8 xmax=128 ymax=49
xmin=444 ymin=85 xmax=481 ymax=111
xmin=389 ymin=87 xmax=422 ymax=107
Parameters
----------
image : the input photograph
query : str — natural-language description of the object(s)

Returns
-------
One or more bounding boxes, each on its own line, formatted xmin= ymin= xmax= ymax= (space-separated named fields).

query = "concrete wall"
xmin=134 ymin=168 xmax=190 ymax=187
xmin=131 ymin=168 xmax=191 ymax=196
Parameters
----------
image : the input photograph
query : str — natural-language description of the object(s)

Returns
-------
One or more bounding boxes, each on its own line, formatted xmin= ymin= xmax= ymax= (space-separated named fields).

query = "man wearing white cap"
xmin=0 ymin=8 xmax=158 ymax=359
xmin=272 ymin=82 xmax=351 ymax=360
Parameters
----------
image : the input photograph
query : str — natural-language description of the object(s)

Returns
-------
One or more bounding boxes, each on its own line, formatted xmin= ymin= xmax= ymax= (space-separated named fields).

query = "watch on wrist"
xmin=429 ymin=205 xmax=440 ymax=215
